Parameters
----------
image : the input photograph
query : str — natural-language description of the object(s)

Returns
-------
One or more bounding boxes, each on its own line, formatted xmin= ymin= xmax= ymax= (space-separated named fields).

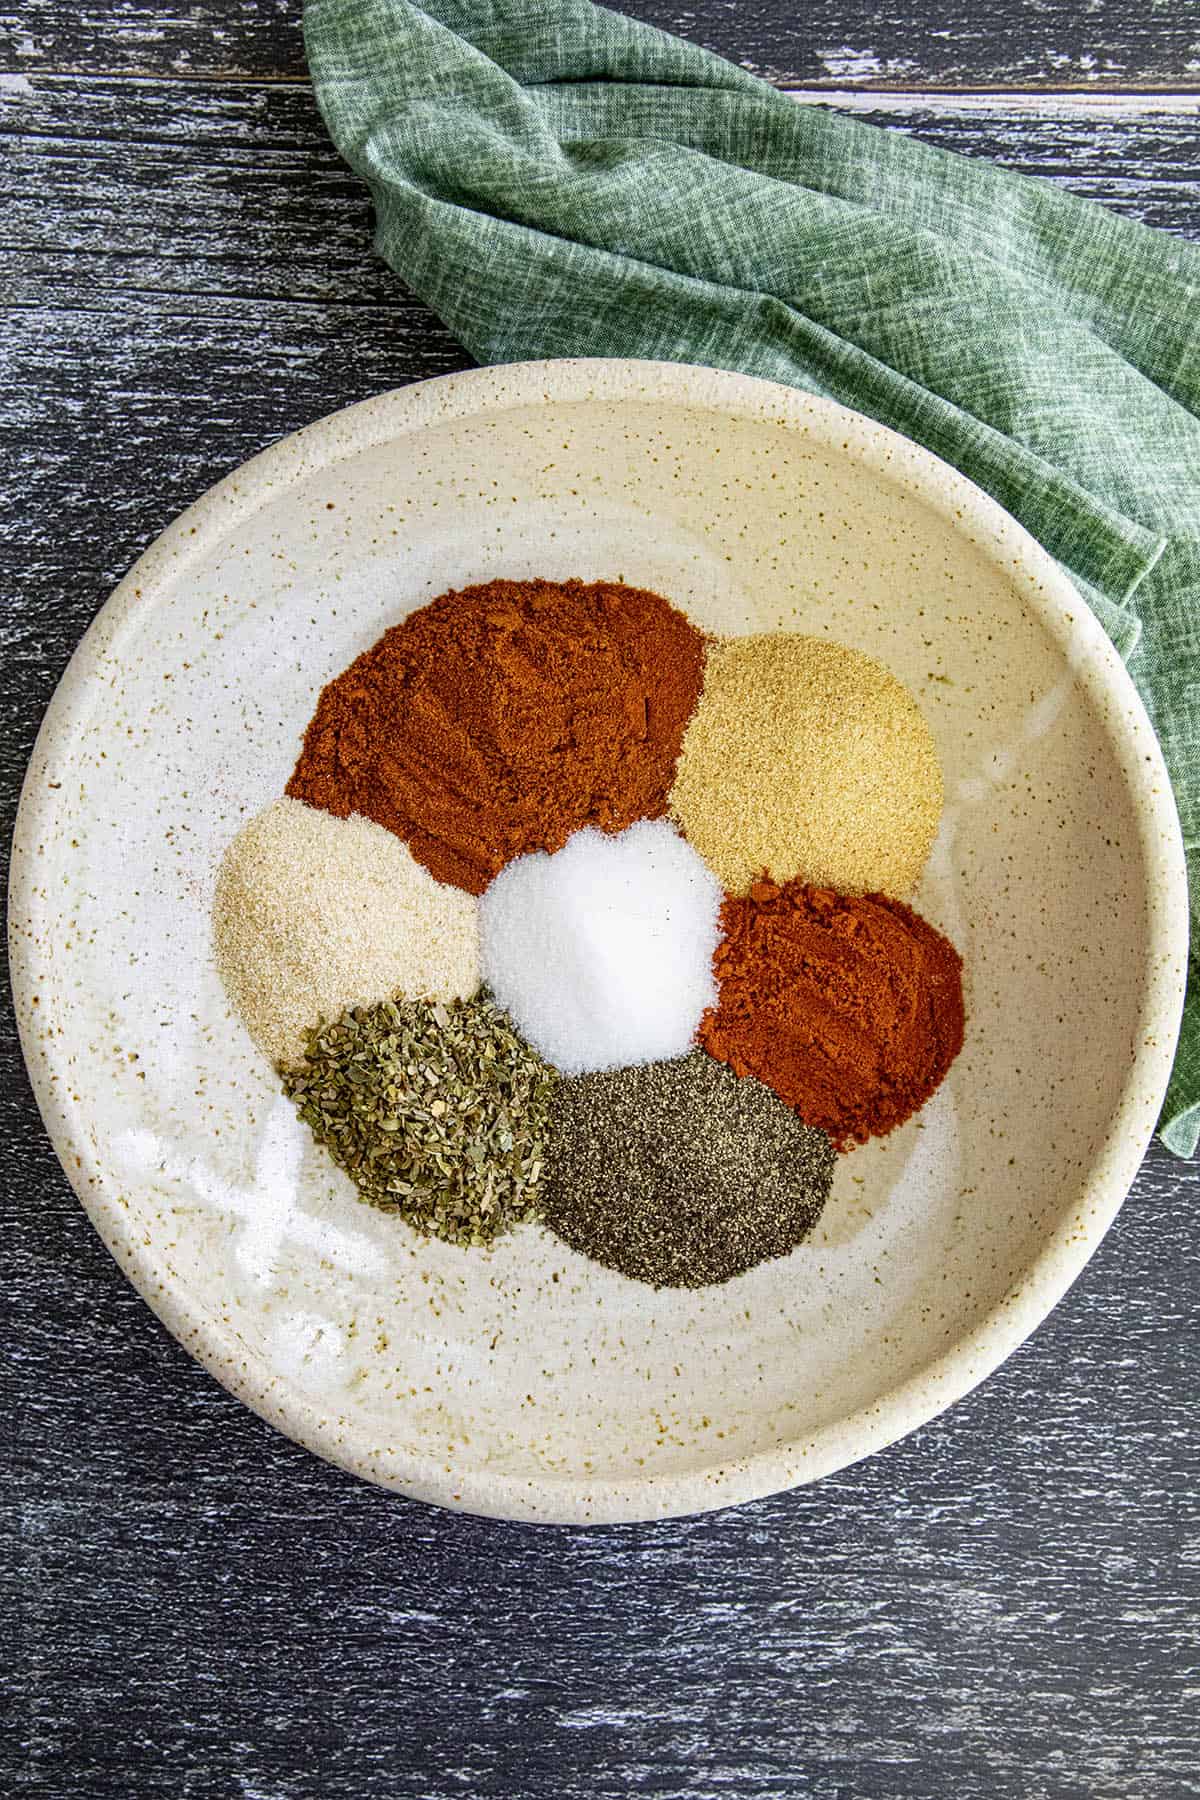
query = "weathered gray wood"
xmin=4 ymin=55 xmax=1200 ymax=1800
xmin=2 ymin=0 xmax=1200 ymax=89
xmin=5 ymin=81 xmax=1199 ymax=322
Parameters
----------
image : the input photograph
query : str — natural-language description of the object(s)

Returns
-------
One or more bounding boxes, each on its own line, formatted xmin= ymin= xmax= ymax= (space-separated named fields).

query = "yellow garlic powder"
xmin=670 ymin=634 xmax=943 ymax=898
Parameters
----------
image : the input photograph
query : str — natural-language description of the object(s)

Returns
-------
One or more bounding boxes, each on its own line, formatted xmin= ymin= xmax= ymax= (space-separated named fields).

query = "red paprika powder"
xmin=287 ymin=577 xmax=706 ymax=895
xmin=700 ymin=880 xmax=964 ymax=1149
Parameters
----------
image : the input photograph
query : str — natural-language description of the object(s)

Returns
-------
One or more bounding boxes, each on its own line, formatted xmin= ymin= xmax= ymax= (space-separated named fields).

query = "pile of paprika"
xmin=287 ymin=576 xmax=706 ymax=895
xmin=701 ymin=879 xmax=964 ymax=1150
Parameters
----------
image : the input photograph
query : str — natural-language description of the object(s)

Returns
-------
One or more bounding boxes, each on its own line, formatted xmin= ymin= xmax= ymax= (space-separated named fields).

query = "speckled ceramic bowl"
xmin=9 ymin=360 xmax=1187 ymax=1523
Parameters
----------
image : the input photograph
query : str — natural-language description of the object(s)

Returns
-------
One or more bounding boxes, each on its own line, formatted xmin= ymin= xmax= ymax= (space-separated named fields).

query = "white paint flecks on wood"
xmin=798 ymin=87 xmax=1200 ymax=114
xmin=1 ymin=0 xmax=1199 ymax=87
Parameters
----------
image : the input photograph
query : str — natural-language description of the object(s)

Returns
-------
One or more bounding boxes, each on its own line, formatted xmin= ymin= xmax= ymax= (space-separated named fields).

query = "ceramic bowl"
xmin=10 ymin=359 xmax=1187 ymax=1523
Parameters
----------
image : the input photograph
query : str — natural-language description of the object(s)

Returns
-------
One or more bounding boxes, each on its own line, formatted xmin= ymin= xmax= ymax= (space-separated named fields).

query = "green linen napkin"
xmin=304 ymin=0 xmax=1200 ymax=1154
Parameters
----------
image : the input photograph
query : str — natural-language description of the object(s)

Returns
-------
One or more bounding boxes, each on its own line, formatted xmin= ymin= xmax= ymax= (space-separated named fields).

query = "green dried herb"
xmin=283 ymin=993 xmax=556 ymax=1247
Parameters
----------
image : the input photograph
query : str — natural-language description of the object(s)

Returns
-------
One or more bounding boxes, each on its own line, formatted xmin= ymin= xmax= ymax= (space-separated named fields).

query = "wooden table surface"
xmin=4 ymin=4 xmax=1198 ymax=1795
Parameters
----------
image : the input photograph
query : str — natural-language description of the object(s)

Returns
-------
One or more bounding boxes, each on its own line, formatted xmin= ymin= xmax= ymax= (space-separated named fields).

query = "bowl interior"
xmin=12 ymin=366 xmax=1183 ymax=1521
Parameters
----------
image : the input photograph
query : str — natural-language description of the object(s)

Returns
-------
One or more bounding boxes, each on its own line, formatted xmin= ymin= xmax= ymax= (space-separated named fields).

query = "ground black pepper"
xmin=542 ymin=1052 xmax=835 ymax=1287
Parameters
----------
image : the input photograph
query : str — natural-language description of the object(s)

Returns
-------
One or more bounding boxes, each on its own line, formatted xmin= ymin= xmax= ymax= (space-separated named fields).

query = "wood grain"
xmin=4 ymin=44 xmax=1200 ymax=1800
xmin=6 ymin=81 xmax=1200 ymax=297
xmin=2 ymin=0 xmax=1199 ymax=89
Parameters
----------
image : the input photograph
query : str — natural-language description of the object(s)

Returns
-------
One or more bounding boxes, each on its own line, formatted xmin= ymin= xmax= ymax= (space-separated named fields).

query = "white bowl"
xmin=9 ymin=360 xmax=1187 ymax=1523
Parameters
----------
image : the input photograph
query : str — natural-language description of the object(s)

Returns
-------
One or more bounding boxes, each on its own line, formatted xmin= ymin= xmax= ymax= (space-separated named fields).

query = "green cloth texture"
xmin=304 ymin=0 xmax=1200 ymax=1154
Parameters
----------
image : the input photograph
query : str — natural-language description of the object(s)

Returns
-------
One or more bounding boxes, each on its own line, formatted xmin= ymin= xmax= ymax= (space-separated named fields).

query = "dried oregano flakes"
xmin=283 ymin=993 xmax=556 ymax=1246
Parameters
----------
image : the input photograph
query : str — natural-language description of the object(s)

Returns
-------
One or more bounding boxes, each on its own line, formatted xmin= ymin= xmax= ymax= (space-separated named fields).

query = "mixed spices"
xmin=213 ymin=575 xmax=966 ymax=1288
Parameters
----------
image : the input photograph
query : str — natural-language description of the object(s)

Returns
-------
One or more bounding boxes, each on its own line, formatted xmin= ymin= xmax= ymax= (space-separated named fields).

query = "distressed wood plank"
xmin=1 ymin=0 xmax=1199 ymax=90
xmin=4 ymin=69 xmax=1200 ymax=1800
xmin=3 ymin=79 xmax=1198 ymax=319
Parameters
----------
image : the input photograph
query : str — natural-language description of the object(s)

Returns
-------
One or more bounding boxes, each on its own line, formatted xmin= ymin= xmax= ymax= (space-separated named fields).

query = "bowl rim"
xmin=9 ymin=356 xmax=1189 ymax=1524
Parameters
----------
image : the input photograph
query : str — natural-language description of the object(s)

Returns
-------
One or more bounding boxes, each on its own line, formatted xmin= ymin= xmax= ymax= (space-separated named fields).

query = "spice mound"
xmin=543 ymin=1052 xmax=835 ymax=1287
xmin=283 ymin=995 xmax=555 ymax=1246
xmin=287 ymin=577 xmax=707 ymax=895
xmin=670 ymin=633 xmax=943 ymax=897
xmin=701 ymin=880 xmax=964 ymax=1150
xmin=480 ymin=819 xmax=721 ymax=1074
xmin=213 ymin=797 xmax=479 ymax=1071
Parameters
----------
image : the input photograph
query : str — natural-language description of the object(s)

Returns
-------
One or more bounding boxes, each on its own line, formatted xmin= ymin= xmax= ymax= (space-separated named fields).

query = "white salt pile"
xmin=479 ymin=820 xmax=722 ymax=1074
xmin=213 ymin=796 xmax=479 ymax=1070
